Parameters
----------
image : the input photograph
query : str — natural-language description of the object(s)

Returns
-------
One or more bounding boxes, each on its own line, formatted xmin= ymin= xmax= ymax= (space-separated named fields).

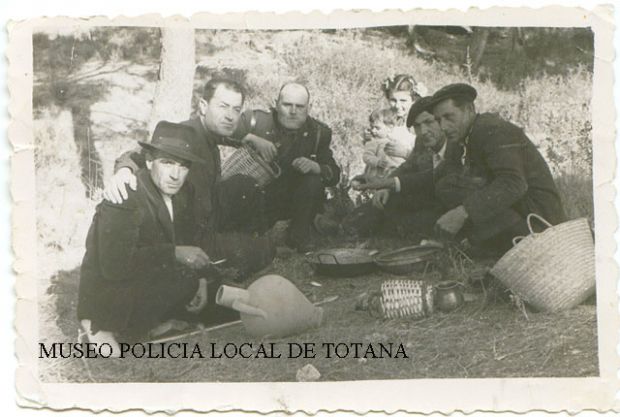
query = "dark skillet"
xmin=306 ymin=248 xmax=378 ymax=277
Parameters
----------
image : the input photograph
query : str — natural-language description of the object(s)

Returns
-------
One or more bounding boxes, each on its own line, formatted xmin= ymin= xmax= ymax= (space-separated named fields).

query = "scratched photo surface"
xmin=8 ymin=5 xmax=617 ymax=413
xmin=30 ymin=23 xmax=600 ymax=384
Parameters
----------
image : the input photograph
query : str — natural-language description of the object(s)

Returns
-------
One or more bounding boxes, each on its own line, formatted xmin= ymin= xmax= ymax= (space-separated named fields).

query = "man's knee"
xmin=466 ymin=209 xmax=527 ymax=254
xmin=216 ymin=175 xmax=265 ymax=233
xmin=218 ymin=175 xmax=262 ymax=205
xmin=435 ymin=173 xmax=487 ymax=209
xmin=158 ymin=271 xmax=200 ymax=305
xmin=297 ymin=174 xmax=325 ymax=196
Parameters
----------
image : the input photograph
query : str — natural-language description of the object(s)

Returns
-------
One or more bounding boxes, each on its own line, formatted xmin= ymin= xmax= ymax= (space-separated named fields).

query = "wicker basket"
xmin=369 ymin=280 xmax=435 ymax=319
xmin=490 ymin=213 xmax=595 ymax=312
xmin=221 ymin=145 xmax=281 ymax=187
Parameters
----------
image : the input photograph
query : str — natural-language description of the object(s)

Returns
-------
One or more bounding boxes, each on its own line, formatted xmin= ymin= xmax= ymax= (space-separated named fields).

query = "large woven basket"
xmin=490 ymin=213 xmax=595 ymax=312
xmin=221 ymin=145 xmax=281 ymax=187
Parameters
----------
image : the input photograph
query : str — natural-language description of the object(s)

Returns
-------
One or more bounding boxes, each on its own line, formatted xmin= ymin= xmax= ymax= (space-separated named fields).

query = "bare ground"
xmin=40 ymin=231 xmax=599 ymax=383
xmin=34 ymin=29 xmax=598 ymax=383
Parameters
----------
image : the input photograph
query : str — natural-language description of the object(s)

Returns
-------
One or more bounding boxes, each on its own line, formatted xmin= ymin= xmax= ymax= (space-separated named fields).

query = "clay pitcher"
xmin=216 ymin=275 xmax=323 ymax=338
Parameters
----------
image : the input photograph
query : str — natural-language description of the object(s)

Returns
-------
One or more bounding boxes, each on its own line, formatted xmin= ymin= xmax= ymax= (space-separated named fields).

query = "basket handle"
xmin=270 ymin=161 xmax=282 ymax=179
xmin=317 ymin=253 xmax=340 ymax=265
xmin=512 ymin=236 xmax=525 ymax=246
xmin=526 ymin=213 xmax=553 ymax=235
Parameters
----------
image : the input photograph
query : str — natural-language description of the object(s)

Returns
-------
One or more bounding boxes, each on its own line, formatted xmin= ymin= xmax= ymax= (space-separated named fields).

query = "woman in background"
xmin=314 ymin=75 xmax=428 ymax=236
xmin=381 ymin=73 xmax=428 ymax=159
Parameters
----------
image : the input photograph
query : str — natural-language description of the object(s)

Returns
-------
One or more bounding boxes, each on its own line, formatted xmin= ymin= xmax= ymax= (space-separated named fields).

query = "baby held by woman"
xmin=352 ymin=108 xmax=411 ymax=189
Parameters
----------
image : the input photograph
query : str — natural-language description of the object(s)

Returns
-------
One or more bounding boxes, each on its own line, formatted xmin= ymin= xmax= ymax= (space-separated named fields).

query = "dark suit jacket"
xmin=77 ymin=169 xmax=197 ymax=333
xmin=114 ymin=118 xmax=238 ymax=238
xmin=233 ymin=108 xmax=341 ymax=187
xmin=456 ymin=113 xmax=565 ymax=225
xmin=390 ymin=139 xmax=459 ymax=198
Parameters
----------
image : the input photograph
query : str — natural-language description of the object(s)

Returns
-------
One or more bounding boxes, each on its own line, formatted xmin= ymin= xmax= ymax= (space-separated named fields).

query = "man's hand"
xmin=103 ymin=167 xmax=136 ymax=204
xmin=243 ymin=134 xmax=278 ymax=162
xmin=384 ymin=141 xmax=410 ymax=159
xmin=372 ymin=189 xmax=391 ymax=209
xmin=376 ymin=158 xmax=389 ymax=169
xmin=434 ymin=205 xmax=469 ymax=238
xmin=349 ymin=175 xmax=367 ymax=190
xmin=354 ymin=177 xmax=397 ymax=191
xmin=175 ymin=246 xmax=210 ymax=270
xmin=186 ymin=278 xmax=208 ymax=313
xmin=292 ymin=157 xmax=321 ymax=175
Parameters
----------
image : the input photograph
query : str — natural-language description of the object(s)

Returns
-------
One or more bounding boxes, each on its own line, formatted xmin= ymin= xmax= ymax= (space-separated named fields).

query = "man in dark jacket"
xmin=230 ymin=82 xmax=341 ymax=251
xmin=342 ymin=97 xmax=451 ymax=238
xmin=103 ymin=77 xmax=275 ymax=277
xmin=78 ymin=122 xmax=224 ymax=351
xmin=431 ymin=83 xmax=565 ymax=252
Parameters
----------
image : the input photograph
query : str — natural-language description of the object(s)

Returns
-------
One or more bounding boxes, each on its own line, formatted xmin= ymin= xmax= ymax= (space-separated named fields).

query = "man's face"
xmin=276 ymin=84 xmax=310 ymax=130
xmin=433 ymin=98 xmax=475 ymax=143
xmin=412 ymin=111 xmax=445 ymax=152
xmin=388 ymin=91 xmax=414 ymax=119
xmin=370 ymin=120 xmax=391 ymax=140
xmin=147 ymin=154 xmax=190 ymax=197
xmin=199 ymin=85 xmax=243 ymax=136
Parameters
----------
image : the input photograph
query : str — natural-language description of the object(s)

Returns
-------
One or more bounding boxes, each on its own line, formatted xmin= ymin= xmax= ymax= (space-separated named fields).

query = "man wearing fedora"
xmin=430 ymin=83 xmax=565 ymax=253
xmin=77 ymin=121 xmax=226 ymax=351
xmin=102 ymin=76 xmax=275 ymax=279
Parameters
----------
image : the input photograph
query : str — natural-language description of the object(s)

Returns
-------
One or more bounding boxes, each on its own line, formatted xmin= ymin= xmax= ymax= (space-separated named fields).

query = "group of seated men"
xmin=77 ymin=77 xmax=565 ymax=348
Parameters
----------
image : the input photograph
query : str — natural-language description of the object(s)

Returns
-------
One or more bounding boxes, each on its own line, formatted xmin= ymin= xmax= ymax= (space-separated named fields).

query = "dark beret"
xmin=430 ymin=83 xmax=477 ymax=107
xmin=406 ymin=96 xmax=435 ymax=128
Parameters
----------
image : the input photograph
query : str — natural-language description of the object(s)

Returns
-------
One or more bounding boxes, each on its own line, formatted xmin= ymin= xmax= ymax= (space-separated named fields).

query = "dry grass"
xmin=41 ymin=235 xmax=599 ymax=382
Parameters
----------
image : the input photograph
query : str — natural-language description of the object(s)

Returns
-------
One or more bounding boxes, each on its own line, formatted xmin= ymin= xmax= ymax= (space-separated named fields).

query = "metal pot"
xmin=434 ymin=280 xmax=464 ymax=312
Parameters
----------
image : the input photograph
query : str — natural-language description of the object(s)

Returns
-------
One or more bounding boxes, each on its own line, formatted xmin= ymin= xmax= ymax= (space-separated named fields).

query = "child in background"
xmin=361 ymin=108 xmax=409 ymax=180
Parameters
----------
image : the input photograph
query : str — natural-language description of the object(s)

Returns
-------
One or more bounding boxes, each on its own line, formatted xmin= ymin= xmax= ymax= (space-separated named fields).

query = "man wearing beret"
xmin=230 ymin=82 xmax=341 ymax=252
xmin=343 ymin=97 xmax=452 ymax=237
xmin=431 ymin=83 xmax=565 ymax=252
xmin=78 ymin=121 xmax=235 ymax=352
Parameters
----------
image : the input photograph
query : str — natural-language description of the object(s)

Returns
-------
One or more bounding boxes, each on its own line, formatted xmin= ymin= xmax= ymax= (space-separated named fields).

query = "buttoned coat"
xmin=233 ymin=108 xmax=341 ymax=187
xmin=451 ymin=113 xmax=565 ymax=225
xmin=77 ymin=169 xmax=198 ymax=333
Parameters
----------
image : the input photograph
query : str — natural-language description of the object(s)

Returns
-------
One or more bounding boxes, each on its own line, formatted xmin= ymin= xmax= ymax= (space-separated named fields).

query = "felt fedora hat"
xmin=139 ymin=121 xmax=204 ymax=164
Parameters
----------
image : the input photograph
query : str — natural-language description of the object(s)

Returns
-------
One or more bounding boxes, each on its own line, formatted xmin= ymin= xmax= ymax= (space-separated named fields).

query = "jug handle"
xmin=231 ymin=300 xmax=268 ymax=319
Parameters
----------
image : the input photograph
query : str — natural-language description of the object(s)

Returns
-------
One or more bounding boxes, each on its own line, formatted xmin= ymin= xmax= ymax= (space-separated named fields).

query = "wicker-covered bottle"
xmin=357 ymin=280 xmax=435 ymax=319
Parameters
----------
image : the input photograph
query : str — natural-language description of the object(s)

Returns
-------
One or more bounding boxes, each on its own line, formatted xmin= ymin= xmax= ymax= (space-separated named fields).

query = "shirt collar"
xmin=461 ymin=113 xmax=478 ymax=146
xmin=435 ymin=140 xmax=447 ymax=159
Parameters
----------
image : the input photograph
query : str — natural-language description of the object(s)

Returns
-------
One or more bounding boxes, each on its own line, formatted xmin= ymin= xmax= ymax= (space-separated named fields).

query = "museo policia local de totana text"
xmin=39 ymin=341 xmax=409 ymax=359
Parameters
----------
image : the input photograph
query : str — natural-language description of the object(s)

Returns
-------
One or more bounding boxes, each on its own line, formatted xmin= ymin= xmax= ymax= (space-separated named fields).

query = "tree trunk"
xmin=148 ymin=27 xmax=196 ymax=136
xmin=469 ymin=28 xmax=489 ymax=73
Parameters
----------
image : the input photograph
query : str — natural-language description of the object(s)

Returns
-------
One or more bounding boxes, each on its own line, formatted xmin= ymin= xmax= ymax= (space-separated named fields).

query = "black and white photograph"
xmin=8 ymin=6 xmax=618 ymax=413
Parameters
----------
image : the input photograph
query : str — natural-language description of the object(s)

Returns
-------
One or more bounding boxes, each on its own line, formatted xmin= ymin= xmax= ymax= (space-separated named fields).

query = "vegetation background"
xmin=32 ymin=26 xmax=598 ymax=381
xmin=32 ymin=26 xmax=594 ymax=275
